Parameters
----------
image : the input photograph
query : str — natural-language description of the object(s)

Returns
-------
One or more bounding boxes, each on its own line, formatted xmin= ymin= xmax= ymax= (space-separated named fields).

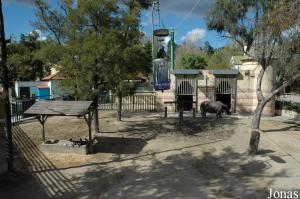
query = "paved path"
xmin=1 ymin=113 xmax=300 ymax=199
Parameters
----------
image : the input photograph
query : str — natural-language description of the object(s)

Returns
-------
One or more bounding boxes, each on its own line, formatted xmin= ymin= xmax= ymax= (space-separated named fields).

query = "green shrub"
xmin=275 ymin=100 xmax=299 ymax=112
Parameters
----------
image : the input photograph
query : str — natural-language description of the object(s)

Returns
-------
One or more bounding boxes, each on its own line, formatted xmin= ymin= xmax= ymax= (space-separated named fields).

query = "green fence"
xmin=99 ymin=94 xmax=156 ymax=111
xmin=12 ymin=98 xmax=36 ymax=123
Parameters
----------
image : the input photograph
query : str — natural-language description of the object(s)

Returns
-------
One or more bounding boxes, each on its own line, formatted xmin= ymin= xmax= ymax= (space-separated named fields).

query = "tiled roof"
xmin=212 ymin=69 xmax=240 ymax=75
xmin=172 ymin=69 xmax=200 ymax=75
xmin=42 ymin=73 xmax=64 ymax=81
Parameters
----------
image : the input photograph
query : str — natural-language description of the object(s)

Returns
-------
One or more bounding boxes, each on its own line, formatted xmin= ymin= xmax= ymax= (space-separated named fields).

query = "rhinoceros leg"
xmin=201 ymin=110 xmax=206 ymax=117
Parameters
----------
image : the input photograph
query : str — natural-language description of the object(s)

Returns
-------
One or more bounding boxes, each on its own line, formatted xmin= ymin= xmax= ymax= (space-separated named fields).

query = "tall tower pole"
xmin=169 ymin=29 xmax=175 ymax=70
xmin=0 ymin=0 xmax=13 ymax=172
xmin=151 ymin=1 xmax=158 ymax=89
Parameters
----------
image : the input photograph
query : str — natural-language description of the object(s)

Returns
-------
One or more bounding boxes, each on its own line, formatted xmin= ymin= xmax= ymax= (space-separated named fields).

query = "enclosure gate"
xmin=214 ymin=77 xmax=237 ymax=112
xmin=99 ymin=94 xmax=156 ymax=111
xmin=175 ymin=77 xmax=198 ymax=111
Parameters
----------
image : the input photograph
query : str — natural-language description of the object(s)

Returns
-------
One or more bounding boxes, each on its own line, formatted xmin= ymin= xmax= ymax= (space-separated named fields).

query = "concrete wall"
xmin=235 ymin=64 xmax=275 ymax=116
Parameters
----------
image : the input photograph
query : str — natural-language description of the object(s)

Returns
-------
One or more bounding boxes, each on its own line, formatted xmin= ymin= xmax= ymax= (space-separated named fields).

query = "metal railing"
xmin=11 ymin=98 xmax=36 ymax=123
xmin=99 ymin=94 xmax=156 ymax=111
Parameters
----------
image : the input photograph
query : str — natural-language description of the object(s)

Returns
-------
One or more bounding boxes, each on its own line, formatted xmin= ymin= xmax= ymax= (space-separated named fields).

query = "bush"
xmin=275 ymin=100 xmax=299 ymax=112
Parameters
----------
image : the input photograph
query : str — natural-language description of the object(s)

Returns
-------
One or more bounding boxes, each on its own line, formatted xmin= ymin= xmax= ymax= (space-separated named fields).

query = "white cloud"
xmin=30 ymin=29 xmax=47 ymax=41
xmin=181 ymin=28 xmax=206 ymax=43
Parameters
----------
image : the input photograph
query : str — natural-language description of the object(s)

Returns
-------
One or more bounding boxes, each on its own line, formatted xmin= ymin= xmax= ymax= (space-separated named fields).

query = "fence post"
xmin=165 ymin=107 xmax=167 ymax=118
xmin=133 ymin=95 xmax=135 ymax=110
xmin=179 ymin=106 xmax=183 ymax=125
xmin=193 ymin=107 xmax=196 ymax=118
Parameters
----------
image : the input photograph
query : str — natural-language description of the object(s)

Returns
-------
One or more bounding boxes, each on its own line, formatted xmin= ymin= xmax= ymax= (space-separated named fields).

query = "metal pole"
xmin=170 ymin=30 xmax=175 ymax=70
xmin=151 ymin=1 xmax=159 ymax=90
xmin=0 ymin=1 xmax=13 ymax=172
xmin=151 ymin=1 xmax=156 ymax=90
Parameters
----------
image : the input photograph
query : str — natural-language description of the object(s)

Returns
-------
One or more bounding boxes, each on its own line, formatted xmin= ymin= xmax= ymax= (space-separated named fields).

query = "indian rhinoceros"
xmin=200 ymin=101 xmax=231 ymax=118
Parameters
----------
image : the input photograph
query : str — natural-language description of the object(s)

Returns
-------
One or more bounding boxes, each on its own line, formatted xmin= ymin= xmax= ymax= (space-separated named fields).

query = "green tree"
xmin=180 ymin=54 xmax=207 ymax=69
xmin=175 ymin=43 xmax=209 ymax=68
xmin=207 ymin=46 xmax=241 ymax=69
xmin=203 ymin=41 xmax=214 ymax=55
xmin=207 ymin=0 xmax=300 ymax=154
xmin=7 ymin=31 xmax=49 ymax=81
xmin=33 ymin=0 xmax=152 ymax=124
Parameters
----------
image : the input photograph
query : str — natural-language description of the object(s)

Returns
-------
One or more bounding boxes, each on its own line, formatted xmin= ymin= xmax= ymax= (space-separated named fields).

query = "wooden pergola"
xmin=25 ymin=101 xmax=94 ymax=149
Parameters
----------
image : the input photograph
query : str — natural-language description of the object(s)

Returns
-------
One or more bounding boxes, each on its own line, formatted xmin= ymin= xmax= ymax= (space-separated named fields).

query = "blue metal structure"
xmin=151 ymin=1 xmax=175 ymax=91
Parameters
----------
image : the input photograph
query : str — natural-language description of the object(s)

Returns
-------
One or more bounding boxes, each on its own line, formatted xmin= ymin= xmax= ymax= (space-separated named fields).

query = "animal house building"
xmin=155 ymin=56 xmax=275 ymax=116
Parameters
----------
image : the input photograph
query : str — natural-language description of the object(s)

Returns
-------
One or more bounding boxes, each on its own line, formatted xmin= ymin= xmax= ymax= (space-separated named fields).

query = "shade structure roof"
xmin=25 ymin=101 xmax=93 ymax=116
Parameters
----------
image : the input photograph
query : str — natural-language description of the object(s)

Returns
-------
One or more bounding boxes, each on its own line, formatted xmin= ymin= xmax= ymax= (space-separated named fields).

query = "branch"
xmin=34 ymin=1 xmax=62 ymax=45
xmin=220 ymin=35 xmax=255 ymax=59
xmin=266 ymin=39 xmax=276 ymax=65
xmin=265 ymin=72 xmax=300 ymax=102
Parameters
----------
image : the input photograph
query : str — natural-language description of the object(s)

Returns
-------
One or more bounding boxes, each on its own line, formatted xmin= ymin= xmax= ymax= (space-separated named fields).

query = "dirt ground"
xmin=0 ymin=111 xmax=300 ymax=199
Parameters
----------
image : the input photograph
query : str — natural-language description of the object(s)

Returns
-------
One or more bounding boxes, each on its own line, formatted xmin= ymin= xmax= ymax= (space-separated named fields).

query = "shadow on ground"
xmin=0 ymin=125 xmax=77 ymax=199
xmin=264 ymin=123 xmax=300 ymax=132
xmin=119 ymin=113 xmax=239 ymax=139
xmin=71 ymin=147 xmax=286 ymax=199
xmin=93 ymin=136 xmax=148 ymax=154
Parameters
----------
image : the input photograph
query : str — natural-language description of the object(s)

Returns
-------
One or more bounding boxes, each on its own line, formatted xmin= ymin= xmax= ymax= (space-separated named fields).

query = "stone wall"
xmin=155 ymin=62 xmax=276 ymax=116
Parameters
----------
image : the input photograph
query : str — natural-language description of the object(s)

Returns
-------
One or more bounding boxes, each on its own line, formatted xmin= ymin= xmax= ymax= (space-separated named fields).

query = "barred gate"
xmin=214 ymin=77 xmax=237 ymax=112
xmin=175 ymin=77 xmax=197 ymax=95
xmin=99 ymin=94 xmax=156 ymax=111
xmin=215 ymin=77 xmax=236 ymax=94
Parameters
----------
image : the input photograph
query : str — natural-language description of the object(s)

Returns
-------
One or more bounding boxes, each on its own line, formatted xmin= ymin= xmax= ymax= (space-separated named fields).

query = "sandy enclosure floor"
xmin=1 ymin=111 xmax=300 ymax=199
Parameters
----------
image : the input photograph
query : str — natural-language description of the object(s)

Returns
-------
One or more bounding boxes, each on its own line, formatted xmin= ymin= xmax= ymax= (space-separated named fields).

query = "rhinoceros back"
xmin=200 ymin=101 xmax=223 ymax=113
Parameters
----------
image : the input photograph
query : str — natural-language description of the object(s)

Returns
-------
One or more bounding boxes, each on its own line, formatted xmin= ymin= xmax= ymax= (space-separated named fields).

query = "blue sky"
xmin=3 ymin=0 xmax=229 ymax=48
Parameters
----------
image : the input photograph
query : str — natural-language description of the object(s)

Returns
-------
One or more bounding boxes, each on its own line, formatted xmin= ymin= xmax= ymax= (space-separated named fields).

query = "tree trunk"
xmin=0 ymin=1 xmax=13 ymax=172
xmin=249 ymin=101 xmax=266 ymax=155
xmin=92 ymin=96 xmax=99 ymax=134
xmin=249 ymin=68 xmax=300 ymax=155
xmin=92 ymin=75 xmax=99 ymax=134
xmin=117 ymin=92 xmax=122 ymax=121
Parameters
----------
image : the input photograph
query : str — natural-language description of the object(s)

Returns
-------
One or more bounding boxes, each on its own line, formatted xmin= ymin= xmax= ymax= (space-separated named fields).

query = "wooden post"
xmin=196 ymin=86 xmax=198 ymax=112
xmin=132 ymin=95 xmax=135 ymax=110
xmin=37 ymin=115 xmax=47 ymax=143
xmin=41 ymin=120 xmax=45 ymax=143
xmin=193 ymin=107 xmax=196 ymax=118
xmin=179 ymin=106 xmax=183 ymax=125
xmin=88 ymin=108 xmax=92 ymax=153
xmin=164 ymin=106 xmax=167 ymax=118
